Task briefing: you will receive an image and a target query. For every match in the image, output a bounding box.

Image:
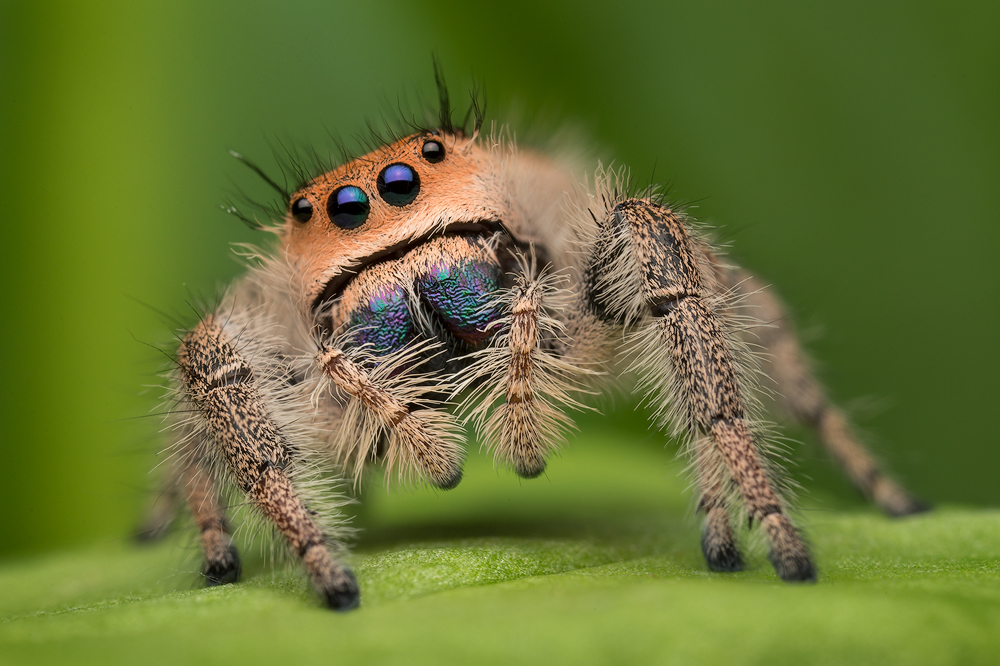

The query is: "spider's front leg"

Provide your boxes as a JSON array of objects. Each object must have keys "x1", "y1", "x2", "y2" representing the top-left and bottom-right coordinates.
[
  {"x1": 177, "y1": 317, "x2": 359, "y2": 610},
  {"x1": 596, "y1": 199, "x2": 816, "y2": 582}
]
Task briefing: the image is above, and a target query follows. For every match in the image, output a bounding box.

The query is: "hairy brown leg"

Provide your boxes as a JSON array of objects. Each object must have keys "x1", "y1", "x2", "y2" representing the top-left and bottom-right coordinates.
[
  {"x1": 694, "y1": 438, "x2": 743, "y2": 572},
  {"x1": 609, "y1": 198, "x2": 815, "y2": 581},
  {"x1": 179, "y1": 317, "x2": 359, "y2": 610},
  {"x1": 317, "y1": 347, "x2": 463, "y2": 489},
  {"x1": 729, "y1": 269, "x2": 928, "y2": 517},
  {"x1": 181, "y1": 454, "x2": 241, "y2": 586}
]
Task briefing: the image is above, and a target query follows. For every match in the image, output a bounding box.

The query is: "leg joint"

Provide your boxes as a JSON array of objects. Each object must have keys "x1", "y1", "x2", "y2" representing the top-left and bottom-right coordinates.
[
  {"x1": 649, "y1": 292, "x2": 696, "y2": 317},
  {"x1": 760, "y1": 504, "x2": 783, "y2": 518}
]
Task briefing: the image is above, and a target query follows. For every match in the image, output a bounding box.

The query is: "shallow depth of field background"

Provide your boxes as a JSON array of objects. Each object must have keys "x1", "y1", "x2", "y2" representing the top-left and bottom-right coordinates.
[{"x1": 0, "y1": 0, "x2": 997, "y2": 561}]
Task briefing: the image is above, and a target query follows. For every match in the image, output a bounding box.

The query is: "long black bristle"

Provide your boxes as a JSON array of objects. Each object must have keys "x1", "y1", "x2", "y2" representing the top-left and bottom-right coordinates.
[
  {"x1": 220, "y1": 203, "x2": 265, "y2": 231},
  {"x1": 222, "y1": 62, "x2": 486, "y2": 229},
  {"x1": 433, "y1": 56, "x2": 453, "y2": 133},
  {"x1": 229, "y1": 150, "x2": 289, "y2": 199}
]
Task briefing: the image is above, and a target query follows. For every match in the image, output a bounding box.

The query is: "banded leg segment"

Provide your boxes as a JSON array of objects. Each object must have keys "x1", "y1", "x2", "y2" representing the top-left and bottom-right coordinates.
[
  {"x1": 728, "y1": 270, "x2": 927, "y2": 516},
  {"x1": 318, "y1": 348, "x2": 463, "y2": 489},
  {"x1": 179, "y1": 317, "x2": 359, "y2": 610},
  {"x1": 616, "y1": 199, "x2": 816, "y2": 581},
  {"x1": 497, "y1": 280, "x2": 547, "y2": 478}
]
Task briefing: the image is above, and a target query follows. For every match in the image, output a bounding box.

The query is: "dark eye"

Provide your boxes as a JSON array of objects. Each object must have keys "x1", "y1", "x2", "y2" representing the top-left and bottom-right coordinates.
[
  {"x1": 377, "y1": 163, "x2": 420, "y2": 206},
  {"x1": 290, "y1": 197, "x2": 313, "y2": 223},
  {"x1": 421, "y1": 140, "x2": 445, "y2": 163},
  {"x1": 327, "y1": 186, "x2": 370, "y2": 229}
]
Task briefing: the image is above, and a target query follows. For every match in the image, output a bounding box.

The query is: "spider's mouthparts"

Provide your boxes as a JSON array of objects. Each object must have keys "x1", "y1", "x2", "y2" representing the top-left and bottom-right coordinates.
[{"x1": 330, "y1": 232, "x2": 507, "y2": 358}]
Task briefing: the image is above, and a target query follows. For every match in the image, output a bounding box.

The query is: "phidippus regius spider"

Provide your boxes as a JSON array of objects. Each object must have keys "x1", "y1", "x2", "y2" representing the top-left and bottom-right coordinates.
[{"x1": 140, "y1": 76, "x2": 927, "y2": 611}]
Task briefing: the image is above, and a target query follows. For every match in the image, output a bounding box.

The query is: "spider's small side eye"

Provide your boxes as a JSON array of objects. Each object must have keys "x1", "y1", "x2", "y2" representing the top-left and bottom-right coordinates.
[
  {"x1": 291, "y1": 197, "x2": 313, "y2": 223},
  {"x1": 377, "y1": 163, "x2": 420, "y2": 206},
  {"x1": 327, "y1": 186, "x2": 370, "y2": 229},
  {"x1": 421, "y1": 140, "x2": 445, "y2": 163}
]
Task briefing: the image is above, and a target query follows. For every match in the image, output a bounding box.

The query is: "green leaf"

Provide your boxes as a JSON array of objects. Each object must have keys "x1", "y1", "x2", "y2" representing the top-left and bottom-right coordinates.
[{"x1": 2, "y1": 432, "x2": 998, "y2": 666}]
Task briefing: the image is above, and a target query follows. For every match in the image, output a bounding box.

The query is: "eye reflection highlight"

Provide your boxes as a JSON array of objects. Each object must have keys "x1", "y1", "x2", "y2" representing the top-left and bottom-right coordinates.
[
  {"x1": 377, "y1": 163, "x2": 420, "y2": 206},
  {"x1": 327, "y1": 186, "x2": 370, "y2": 229}
]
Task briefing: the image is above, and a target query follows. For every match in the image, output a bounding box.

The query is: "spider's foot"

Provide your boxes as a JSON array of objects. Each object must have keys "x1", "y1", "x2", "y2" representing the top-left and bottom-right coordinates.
[
  {"x1": 514, "y1": 451, "x2": 546, "y2": 480},
  {"x1": 772, "y1": 551, "x2": 817, "y2": 583},
  {"x1": 203, "y1": 545, "x2": 242, "y2": 587},
  {"x1": 702, "y1": 532, "x2": 744, "y2": 572},
  {"x1": 433, "y1": 467, "x2": 463, "y2": 491},
  {"x1": 763, "y1": 514, "x2": 817, "y2": 583},
  {"x1": 874, "y1": 479, "x2": 931, "y2": 517},
  {"x1": 319, "y1": 568, "x2": 361, "y2": 612}
]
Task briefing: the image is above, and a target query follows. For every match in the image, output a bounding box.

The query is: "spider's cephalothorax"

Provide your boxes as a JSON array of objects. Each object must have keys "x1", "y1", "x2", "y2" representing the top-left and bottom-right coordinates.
[{"x1": 144, "y1": 105, "x2": 927, "y2": 611}]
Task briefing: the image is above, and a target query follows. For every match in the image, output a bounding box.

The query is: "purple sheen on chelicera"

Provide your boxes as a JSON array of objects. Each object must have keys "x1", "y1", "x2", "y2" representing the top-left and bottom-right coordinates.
[
  {"x1": 348, "y1": 284, "x2": 416, "y2": 353},
  {"x1": 344, "y1": 255, "x2": 503, "y2": 356},
  {"x1": 417, "y1": 258, "x2": 503, "y2": 344}
]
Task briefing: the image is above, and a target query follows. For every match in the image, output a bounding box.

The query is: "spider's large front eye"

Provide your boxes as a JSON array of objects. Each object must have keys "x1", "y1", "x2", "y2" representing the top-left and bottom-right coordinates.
[
  {"x1": 327, "y1": 186, "x2": 370, "y2": 229},
  {"x1": 421, "y1": 140, "x2": 445, "y2": 163},
  {"x1": 377, "y1": 163, "x2": 420, "y2": 206},
  {"x1": 291, "y1": 197, "x2": 313, "y2": 223}
]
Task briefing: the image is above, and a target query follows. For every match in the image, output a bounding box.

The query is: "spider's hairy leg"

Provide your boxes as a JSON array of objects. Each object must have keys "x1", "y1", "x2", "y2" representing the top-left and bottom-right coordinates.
[
  {"x1": 181, "y1": 453, "x2": 241, "y2": 586},
  {"x1": 605, "y1": 198, "x2": 815, "y2": 582},
  {"x1": 179, "y1": 318, "x2": 359, "y2": 611},
  {"x1": 729, "y1": 270, "x2": 929, "y2": 516},
  {"x1": 694, "y1": 438, "x2": 744, "y2": 572},
  {"x1": 317, "y1": 347, "x2": 464, "y2": 489}
]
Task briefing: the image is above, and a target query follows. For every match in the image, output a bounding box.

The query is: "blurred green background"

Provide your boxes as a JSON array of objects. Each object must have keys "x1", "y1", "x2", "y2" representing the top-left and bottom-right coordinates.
[{"x1": 0, "y1": 0, "x2": 997, "y2": 560}]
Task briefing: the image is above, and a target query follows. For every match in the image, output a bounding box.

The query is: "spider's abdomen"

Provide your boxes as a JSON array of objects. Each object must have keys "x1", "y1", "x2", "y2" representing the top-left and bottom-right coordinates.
[{"x1": 337, "y1": 234, "x2": 505, "y2": 358}]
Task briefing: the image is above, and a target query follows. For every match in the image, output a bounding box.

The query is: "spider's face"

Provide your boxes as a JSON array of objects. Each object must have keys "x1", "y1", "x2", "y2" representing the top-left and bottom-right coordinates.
[{"x1": 284, "y1": 131, "x2": 512, "y2": 355}]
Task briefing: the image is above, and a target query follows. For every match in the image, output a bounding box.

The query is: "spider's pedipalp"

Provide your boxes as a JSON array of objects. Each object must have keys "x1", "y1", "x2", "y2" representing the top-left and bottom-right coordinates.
[
  {"x1": 457, "y1": 264, "x2": 595, "y2": 477},
  {"x1": 317, "y1": 341, "x2": 465, "y2": 489}
]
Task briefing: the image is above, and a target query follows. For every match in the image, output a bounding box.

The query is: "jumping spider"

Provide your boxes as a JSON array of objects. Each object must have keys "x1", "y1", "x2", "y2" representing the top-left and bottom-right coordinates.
[{"x1": 142, "y1": 82, "x2": 926, "y2": 611}]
